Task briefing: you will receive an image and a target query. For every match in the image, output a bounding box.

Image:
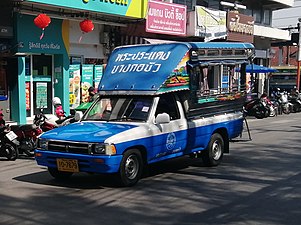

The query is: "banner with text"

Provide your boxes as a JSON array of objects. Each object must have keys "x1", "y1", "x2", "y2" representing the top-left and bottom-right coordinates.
[{"x1": 146, "y1": 0, "x2": 186, "y2": 36}]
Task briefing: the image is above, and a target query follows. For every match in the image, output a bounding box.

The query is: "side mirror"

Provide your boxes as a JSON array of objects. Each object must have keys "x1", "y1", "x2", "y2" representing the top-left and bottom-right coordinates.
[
  {"x1": 155, "y1": 113, "x2": 170, "y2": 124},
  {"x1": 74, "y1": 111, "x2": 83, "y2": 121}
]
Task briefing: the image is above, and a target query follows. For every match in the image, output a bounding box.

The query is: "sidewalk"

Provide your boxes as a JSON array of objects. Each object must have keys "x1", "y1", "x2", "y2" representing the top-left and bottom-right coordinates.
[{"x1": 6, "y1": 116, "x2": 34, "y2": 126}]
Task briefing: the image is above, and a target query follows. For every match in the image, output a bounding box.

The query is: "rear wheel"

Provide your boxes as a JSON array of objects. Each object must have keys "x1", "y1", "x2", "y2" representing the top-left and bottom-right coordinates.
[
  {"x1": 48, "y1": 167, "x2": 73, "y2": 180},
  {"x1": 118, "y1": 149, "x2": 143, "y2": 187},
  {"x1": 202, "y1": 133, "x2": 224, "y2": 167}
]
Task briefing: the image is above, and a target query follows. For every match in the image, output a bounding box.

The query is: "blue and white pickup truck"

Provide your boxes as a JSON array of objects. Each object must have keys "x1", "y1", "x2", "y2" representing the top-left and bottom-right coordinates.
[{"x1": 35, "y1": 42, "x2": 255, "y2": 186}]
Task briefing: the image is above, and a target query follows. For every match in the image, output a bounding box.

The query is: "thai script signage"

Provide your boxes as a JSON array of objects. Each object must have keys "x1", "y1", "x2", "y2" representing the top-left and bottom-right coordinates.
[
  {"x1": 100, "y1": 43, "x2": 190, "y2": 91},
  {"x1": 227, "y1": 11, "x2": 254, "y2": 43},
  {"x1": 111, "y1": 51, "x2": 171, "y2": 74},
  {"x1": 146, "y1": 0, "x2": 187, "y2": 36}
]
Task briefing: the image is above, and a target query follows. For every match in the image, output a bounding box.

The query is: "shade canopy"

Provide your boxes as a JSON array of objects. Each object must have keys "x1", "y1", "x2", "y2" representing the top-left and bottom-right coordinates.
[{"x1": 237, "y1": 64, "x2": 278, "y2": 73}]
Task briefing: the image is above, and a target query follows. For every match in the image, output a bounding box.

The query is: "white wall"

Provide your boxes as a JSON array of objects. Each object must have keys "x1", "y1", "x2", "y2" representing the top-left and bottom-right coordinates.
[
  {"x1": 69, "y1": 20, "x2": 105, "y2": 59},
  {"x1": 273, "y1": 0, "x2": 301, "y2": 29}
]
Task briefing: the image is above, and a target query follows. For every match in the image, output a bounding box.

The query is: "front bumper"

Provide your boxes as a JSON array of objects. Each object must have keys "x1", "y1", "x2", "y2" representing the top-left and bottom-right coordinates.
[{"x1": 35, "y1": 150, "x2": 123, "y2": 174}]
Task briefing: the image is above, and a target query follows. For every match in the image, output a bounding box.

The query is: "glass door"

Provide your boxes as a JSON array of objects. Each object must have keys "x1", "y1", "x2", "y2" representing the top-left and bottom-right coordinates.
[{"x1": 31, "y1": 55, "x2": 53, "y2": 115}]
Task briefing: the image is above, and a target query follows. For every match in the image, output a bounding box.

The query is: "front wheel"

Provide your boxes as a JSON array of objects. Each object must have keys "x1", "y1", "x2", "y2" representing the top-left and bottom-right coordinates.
[
  {"x1": 48, "y1": 167, "x2": 73, "y2": 180},
  {"x1": 2, "y1": 143, "x2": 18, "y2": 161},
  {"x1": 202, "y1": 133, "x2": 224, "y2": 167},
  {"x1": 118, "y1": 149, "x2": 143, "y2": 187},
  {"x1": 23, "y1": 138, "x2": 36, "y2": 157}
]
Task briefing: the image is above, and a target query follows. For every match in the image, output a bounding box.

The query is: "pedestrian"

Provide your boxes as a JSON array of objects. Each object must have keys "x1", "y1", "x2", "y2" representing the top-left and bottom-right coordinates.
[{"x1": 88, "y1": 86, "x2": 96, "y2": 102}]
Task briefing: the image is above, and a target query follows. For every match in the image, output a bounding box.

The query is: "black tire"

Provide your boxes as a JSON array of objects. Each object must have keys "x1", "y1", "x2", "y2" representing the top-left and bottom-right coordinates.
[
  {"x1": 23, "y1": 139, "x2": 36, "y2": 157},
  {"x1": 118, "y1": 149, "x2": 143, "y2": 187},
  {"x1": 3, "y1": 143, "x2": 18, "y2": 161},
  {"x1": 202, "y1": 133, "x2": 224, "y2": 167},
  {"x1": 48, "y1": 167, "x2": 73, "y2": 180}
]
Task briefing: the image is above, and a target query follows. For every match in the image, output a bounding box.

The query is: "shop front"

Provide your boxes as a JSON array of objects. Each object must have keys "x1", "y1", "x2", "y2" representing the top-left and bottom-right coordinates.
[{"x1": 12, "y1": 13, "x2": 69, "y2": 124}]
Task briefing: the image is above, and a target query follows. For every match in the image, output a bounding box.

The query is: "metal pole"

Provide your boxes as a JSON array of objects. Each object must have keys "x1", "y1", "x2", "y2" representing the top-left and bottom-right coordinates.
[{"x1": 297, "y1": 21, "x2": 301, "y2": 91}]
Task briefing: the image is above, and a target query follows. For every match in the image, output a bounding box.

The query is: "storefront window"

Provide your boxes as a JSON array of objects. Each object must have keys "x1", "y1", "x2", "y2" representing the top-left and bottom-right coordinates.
[
  {"x1": 25, "y1": 57, "x2": 31, "y2": 76},
  {"x1": 32, "y1": 55, "x2": 52, "y2": 76},
  {"x1": 263, "y1": 9, "x2": 271, "y2": 25},
  {"x1": 0, "y1": 68, "x2": 7, "y2": 100},
  {"x1": 253, "y1": 9, "x2": 262, "y2": 23}
]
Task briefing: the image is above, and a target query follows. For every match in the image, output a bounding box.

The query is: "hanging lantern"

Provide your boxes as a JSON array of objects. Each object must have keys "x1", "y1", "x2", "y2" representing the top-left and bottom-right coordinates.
[
  {"x1": 80, "y1": 19, "x2": 94, "y2": 33},
  {"x1": 79, "y1": 19, "x2": 94, "y2": 42},
  {"x1": 34, "y1": 14, "x2": 51, "y2": 40}
]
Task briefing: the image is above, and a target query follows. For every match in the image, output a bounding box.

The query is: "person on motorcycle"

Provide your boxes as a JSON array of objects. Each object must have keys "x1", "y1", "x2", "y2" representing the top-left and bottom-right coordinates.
[{"x1": 53, "y1": 97, "x2": 66, "y2": 120}]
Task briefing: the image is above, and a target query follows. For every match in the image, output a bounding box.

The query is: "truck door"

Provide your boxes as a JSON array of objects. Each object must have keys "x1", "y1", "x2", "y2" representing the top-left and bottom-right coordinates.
[{"x1": 150, "y1": 94, "x2": 188, "y2": 161}]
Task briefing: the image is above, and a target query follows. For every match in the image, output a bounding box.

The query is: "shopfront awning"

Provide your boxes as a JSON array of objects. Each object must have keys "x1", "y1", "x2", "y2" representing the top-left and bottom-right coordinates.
[
  {"x1": 236, "y1": 64, "x2": 278, "y2": 73},
  {"x1": 143, "y1": 38, "x2": 177, "y2": 44}
]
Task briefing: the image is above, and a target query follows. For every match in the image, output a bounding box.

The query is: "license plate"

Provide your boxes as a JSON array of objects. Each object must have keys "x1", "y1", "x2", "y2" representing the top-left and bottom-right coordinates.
[
  {"x1": 57, "y1": 158, "x2": 79, "y2": 172},
  {"x1": 6, "y1": 131, "x2": 18, "y2": 141}
]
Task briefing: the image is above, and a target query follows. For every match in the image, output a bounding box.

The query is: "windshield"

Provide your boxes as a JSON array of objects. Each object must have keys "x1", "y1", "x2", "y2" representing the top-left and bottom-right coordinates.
[{"x1": 82, "y1": 96, "x2": 154, "y2": 122}]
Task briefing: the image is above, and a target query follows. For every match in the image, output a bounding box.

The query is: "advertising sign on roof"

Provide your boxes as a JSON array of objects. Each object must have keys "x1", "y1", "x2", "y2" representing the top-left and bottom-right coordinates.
[
  {"x1": 99, "y1": 43, "x2": 190, "y2": 92},
  {"x1": 146, "y1": 0, "x2": 187, "y2": 36}
]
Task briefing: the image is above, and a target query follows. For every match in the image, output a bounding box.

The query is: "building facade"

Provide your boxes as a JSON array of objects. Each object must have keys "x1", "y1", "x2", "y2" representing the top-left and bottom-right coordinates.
[{"x1": 0, "y1": 0, "x2": 294, "y2": 124}]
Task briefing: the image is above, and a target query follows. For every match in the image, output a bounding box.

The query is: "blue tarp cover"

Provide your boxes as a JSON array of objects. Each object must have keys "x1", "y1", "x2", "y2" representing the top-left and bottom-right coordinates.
[{"x1": 237, "y1": 64, "x2": 278, "y2": 73}]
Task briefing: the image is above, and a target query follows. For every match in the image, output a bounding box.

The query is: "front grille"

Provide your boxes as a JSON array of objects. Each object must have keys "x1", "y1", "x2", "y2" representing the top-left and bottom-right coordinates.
[{"x1": 47, "y1": 140, "x2": 93, "y2": 155}]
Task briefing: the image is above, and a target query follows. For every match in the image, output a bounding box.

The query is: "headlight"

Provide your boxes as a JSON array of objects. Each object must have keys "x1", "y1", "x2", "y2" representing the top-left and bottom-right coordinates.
[
  {"x1": 37, "y1": 138, "x2": 48, "y2": 150},
  {"x1": 93, "y1": 144, "x2": 116, "y2": 155}
]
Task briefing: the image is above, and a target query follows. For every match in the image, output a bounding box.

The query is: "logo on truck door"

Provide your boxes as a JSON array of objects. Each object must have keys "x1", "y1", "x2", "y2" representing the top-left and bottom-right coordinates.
[{"x1": 166, "y1": 132, "x2": 176, "y2": 150}]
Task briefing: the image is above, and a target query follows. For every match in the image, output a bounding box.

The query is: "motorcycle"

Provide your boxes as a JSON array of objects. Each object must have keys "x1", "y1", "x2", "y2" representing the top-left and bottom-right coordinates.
[
  {"x1": 288, "y1": 92, "x2": 301, "y2": 113},
  {"x1": 10, "y1": 123, "x2": 42, "y2": 157},
  {"x1": 243, "y1": 94, "x2": 276, "y2": 119},
  {"x1": 243, "y1": 98, "x2": 269, "y2": 119},
  {"x1": 278, "y1": 91, "x2": 293, "y2": 114},
  {"x1": 33, "y1": 108, "x2": 75, "y2": 133},
  {"x1": 0, "y1": 125, "x2": 19, "y2": 161}
]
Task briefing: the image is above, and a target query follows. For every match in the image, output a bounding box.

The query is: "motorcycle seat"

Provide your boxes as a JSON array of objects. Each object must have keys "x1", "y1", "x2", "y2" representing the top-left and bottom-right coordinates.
[{"x1": 11, "y1": 124, "x2": 37, "y2": 131}]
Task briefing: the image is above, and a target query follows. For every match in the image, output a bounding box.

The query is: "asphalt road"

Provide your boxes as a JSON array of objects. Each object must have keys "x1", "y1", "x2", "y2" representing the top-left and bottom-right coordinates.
[{"x1": 0, "y1": 113, "x2": 301, "y2": 225}]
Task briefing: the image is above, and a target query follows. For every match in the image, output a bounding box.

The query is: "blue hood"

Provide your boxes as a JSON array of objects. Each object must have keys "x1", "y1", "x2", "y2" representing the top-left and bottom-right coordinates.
[{"x1": 40, "y1": 122, "x2": 137, "y2": 142}]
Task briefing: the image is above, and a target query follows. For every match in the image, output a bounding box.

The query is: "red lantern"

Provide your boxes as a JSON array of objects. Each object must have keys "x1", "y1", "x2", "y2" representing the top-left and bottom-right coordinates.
[
  {"x1": 79, "y1": 19, "x2": 94, "y2": 42},
  {"x1": 79, "y1": 19, "x2": 94, "y2": 33},
  {"x1": 34, "y1": 14, "x2": 51, "y2": 40}
]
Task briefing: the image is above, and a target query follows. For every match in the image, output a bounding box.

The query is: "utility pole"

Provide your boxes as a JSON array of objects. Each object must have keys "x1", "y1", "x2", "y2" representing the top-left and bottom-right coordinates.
[{"x1": 297, "y1": 18, "x2": 301, "y2": 91}]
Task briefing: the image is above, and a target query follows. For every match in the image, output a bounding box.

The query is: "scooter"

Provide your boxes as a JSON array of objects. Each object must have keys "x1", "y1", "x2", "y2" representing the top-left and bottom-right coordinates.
[
  {"x1": 0, "y1": 125, "x2": 19, "y2": 161},
  {"x1": 33, "y1": 110, "x2": 58, "y2": 132},
  {"x1": 10, "y1": 123, "x2": 42, "y2": 157},
  {"x1": 278, "y1": 91, "x2": 293, "y2": 114}
]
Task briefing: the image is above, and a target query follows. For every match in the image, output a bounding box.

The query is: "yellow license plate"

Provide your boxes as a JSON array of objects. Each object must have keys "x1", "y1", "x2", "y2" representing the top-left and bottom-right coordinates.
[{"x1": 57, "y1": 158, "x2": 79, "y2": 172}]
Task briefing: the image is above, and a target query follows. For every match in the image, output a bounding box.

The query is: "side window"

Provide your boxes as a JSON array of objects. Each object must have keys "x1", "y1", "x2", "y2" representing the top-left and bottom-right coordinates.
[{"x1": 155, "y1": 95, "x2": 180, "y2": 120}]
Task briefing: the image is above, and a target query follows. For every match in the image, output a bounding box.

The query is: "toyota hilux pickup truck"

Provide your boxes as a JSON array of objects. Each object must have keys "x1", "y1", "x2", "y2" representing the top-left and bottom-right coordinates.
[{"x1": 35, "y1": 42, "x2": 255, "y2": 186}]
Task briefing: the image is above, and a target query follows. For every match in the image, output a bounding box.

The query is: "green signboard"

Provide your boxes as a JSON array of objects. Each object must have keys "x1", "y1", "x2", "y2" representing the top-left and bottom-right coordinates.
[
  {"x1": 81, "y1": 64, "x2": 94, "y2": 102},
  {"x1": 94, "y1": 65, "x2": 103, "y2": 89},
  {"x1": 69, "y1": 64, "x2": 81, "y2": 108},
  {"x1": 36, "y1": 82, "x2": 48, "y2": 108}
]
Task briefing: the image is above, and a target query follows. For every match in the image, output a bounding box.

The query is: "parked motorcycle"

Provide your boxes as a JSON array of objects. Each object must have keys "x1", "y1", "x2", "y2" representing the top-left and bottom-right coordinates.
[
  {"x1": 10, "y1": 123, "x2": 42, "y2": 157},
  {"x1": 0, "y1": 125, "x2": 19, "y2": 161},
  {"x1": 33, "y1": 108, "x2": 75, "y2": 133},
  {"x1": 243, "y1": 94, "x2": 276, "y2": 119},
  {"x1": 243, "y1": 98, "x2": 269, "y2": 119},
  {"x1": 260, "y1": 93, "x2": 278, "y2": 117},
  {"x1": 278, "y1": 91, "x2": 293, "y2": 114},
  {"x1": 33, "y1": 110, "x2": 58, "y2": 132}
]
